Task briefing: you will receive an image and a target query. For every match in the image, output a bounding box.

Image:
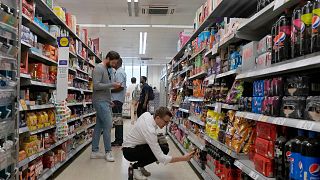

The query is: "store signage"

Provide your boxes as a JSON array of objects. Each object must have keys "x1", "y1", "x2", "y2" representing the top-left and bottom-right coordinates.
[{"x1": 56, "y1": 37, "x2": 69, "y2": 102}]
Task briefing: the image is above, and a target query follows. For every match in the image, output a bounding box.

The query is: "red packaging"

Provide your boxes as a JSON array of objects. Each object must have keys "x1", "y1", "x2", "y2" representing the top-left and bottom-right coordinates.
[
  {"x1": 28, "y1": 63, "x2": 49, "y2": 83},
  {"x1": 214, "y1": 158, "x2": 222, "y2": 177},
  {"x1": 255, "y1": 137, "x2": 275, "y2": 159},
  {"x1": 256, "y1": 122, "x2": 277, "y2": 140},
  {"x1": 253, "y1": 153, "x2": 274, "y2": 177},
  {"x1": 66, "y1": 13, "x2": 72, "y2": 27},
  {"x1": 249, "y1": 144, "x2": 255, "y2": 161},
  {"x1": 228, "y1": 168, "x2": 242, "y2": 180}
]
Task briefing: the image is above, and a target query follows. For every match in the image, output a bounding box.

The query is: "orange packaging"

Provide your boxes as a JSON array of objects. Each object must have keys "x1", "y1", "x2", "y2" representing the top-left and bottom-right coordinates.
[
  {"x1": 49, "y1": 66, "x2": 57, "y2": 83},
  {"x1": 28, "y1": 63, "x2": 49, "y2": 83}
]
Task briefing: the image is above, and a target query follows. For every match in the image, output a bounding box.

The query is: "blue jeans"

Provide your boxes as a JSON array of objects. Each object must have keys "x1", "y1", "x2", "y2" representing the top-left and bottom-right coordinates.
[
  {"x1": 112, "y1": 100, "x2": 123, "y2": 143},
  {"x1": 92, "y1": 101, "x2": 113, "y2": 153}
]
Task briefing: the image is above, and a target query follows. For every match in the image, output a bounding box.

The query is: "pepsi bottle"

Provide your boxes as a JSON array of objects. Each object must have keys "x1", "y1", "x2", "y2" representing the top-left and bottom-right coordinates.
[
  {"x1": 278, "y1": 15, "x2": 292, "y2": 62},
  {"x1": 285, "y1": 130, "x2": 306, "y2": 180},
  {"x1": 272, "y1": 23, "x2": 278, "y2": 63},
  {"x1": 275, "y1": 127, "x2": 288, "y2": 180},
  {"x1": 301, "y1": 1, "x2": 313, "y2": 55},
  {"x1": 312, "y1": 0, "x2": 320, "y2": 53},
  {"x1": 301, "y1": 131, "x2": 320, "y2": 180},
  {"x1": 292, "y1": 8, "x2": 303, "y2": 58}
]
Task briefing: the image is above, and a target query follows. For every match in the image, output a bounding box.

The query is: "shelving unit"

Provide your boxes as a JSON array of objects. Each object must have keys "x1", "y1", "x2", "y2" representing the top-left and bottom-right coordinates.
[
  {"x1": 164, "y1": 0, "x2": 320, "y2": 179},
  {"x1": 17, "y1": 0, "x2": 100, "y2": 179}
]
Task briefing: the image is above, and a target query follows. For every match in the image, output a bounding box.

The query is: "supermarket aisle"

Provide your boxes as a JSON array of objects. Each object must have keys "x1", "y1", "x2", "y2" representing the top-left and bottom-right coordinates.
[{"x1": 56, "y1": 119, "x2": 200, "y2": 180}]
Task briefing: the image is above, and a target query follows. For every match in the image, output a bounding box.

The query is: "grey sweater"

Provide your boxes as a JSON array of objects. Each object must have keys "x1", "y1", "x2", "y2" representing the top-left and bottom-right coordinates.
[{"x1": 92, "y1": 63, "x2": 115, "y2": 103}]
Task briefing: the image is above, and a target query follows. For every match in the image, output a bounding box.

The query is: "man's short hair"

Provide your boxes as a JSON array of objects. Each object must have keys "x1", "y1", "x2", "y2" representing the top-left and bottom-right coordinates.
[
  {"x1": 154, "y1": 107, "x2": 172, "y2": 119},
  {"x1": 141, "y1": 76, "x2": 147, "y2": 82},
  {"x1": 131, "y1": 77, "x2": 136, "y2": 83},
  {"x1": 105, "y1": 51, "x2": 120, "y2": 60}
]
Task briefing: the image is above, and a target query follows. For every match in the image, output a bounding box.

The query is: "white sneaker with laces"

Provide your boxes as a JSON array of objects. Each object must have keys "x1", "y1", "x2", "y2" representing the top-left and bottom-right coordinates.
[
  {"x1": 90, "y1": 152, "x2": 105, "y2": 159},
  {"x1": 133, "y1": 169, "x2": 147, "y2": 180},
  {"x1": 105, "y1": 152, "x2": 115, "y2": 162}
]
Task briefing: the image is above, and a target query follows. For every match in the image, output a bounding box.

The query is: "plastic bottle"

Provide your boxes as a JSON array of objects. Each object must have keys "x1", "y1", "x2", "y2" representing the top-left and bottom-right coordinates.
[
  {"x1": 312, "y1": 0, "x2": 320, "y2": 52},
  {"x1": 275, "y1": 127, "x2": 288, "y2": 180},
  {"x1": 285, "y1": 130, "x2": 306, "y2": 180},
  {"x1": 128, "y1": 163, "x2": 134, "y2": 180},
  {"x1": 271, "y1": 24, "x2": 278, "y2": 64},
  {"x1": 301, "y1": 131, "x2": 320, "y2": 180},
  {"x1": 301, "y1": 1, "x2": 313, "y2": 55},
  {"x1": 278, "y1": 15, "x2": 292, "y2": 62},
  {"x1": 292, "y1": 8, "x2": 303, "y2": 58}
]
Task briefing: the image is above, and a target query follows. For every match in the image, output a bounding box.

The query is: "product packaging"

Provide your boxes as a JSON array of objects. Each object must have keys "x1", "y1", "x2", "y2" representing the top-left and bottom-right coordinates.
[
  {"x1": 256, "y1": 52, "x2": 272, "y2": 70},
  {"x1": 257, "y1": 35, "x2": 272, "y2": 55},
  {"x1": 285, "y1": 76, "x2": 309, "y2": 96},
  {"x1": 255, "y1": 137, "x2": 275, "y2": 159},
  {"x1": 241, "y1": 41, "x2": 258, "y2": 72},
  {"x1": 281, "y1": 96, "x2": 306, "y2": 119},
  {"x1": 305, "y1": 96, "x2": 320, "y2": 121},
  {"x1": 253, "y1": 153, "x2": 274, "y2": 177}
]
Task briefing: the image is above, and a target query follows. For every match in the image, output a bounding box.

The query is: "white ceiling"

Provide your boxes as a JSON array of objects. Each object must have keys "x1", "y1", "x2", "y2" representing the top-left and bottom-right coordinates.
[{"x1": 55, "y1": 0, "x2": 206, "y2": 65}]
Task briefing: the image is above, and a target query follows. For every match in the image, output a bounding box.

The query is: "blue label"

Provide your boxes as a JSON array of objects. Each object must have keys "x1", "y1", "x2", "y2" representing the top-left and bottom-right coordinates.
[
  {"x1": 59, "y1": 60, "x2": 68, "y2": 66},
  {"x1": 302, "y1": 156, "x2": 320, "y2": 180},
  {"x1": 291, "y1": 152, "x2": 302, "y2": 179}
]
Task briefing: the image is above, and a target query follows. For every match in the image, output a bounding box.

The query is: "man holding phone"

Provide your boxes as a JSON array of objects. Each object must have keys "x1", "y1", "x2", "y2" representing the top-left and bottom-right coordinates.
[{"x1": 122, "y1": 107, "x2": 195, "y2": 180}]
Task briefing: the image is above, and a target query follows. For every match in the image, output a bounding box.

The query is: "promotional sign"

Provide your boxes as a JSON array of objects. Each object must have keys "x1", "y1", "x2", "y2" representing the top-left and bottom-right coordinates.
[{"x1": 56, "y1": 37, "x2": 70, "y2": 102}]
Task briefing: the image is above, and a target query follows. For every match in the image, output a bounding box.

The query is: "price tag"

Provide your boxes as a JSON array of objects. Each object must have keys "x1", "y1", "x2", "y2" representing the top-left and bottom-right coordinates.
[
  {"x1": 273, "y1": 118, "x2": 286, "y2": 125},
  {"x1": 296, "y1": 121, "x2": 305, "y2": 129},
  {"x1": 249, "y1": 171, "x2": 259, "y2": 180},
  {"x1": 246, "y1": 113, "x2": 256, "y2": 120},
  {"x1": 80, "y1": 89, "x2": 84, "y2": 95},
  {"x1": 301, "y1": 121, "x2": 315, "y2": 131},
  {"x1": 234, "y1": 161, "x2": 243, "y2": 169},
  {"x1": 241, "y1": 112, "x2": 247, "y2": 118},
  {"x1": 227, "y1": 149, "x2": 232, "y2": 155},
  {"x1": 274, "y1": 0, "x2": 285, "y2": 10},
  {"x1": 259, "y1": 115, "x2": 268, "y2": 122}
]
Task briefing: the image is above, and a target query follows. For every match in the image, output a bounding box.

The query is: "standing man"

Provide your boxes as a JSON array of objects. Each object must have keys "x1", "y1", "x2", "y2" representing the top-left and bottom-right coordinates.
[
  {"x1": 111, "y1": 58, "x2": 127, "y2": 146},
  {"x1": 137, "y1": 76, "x2": 152, "y2": 118},
  {"x1": 91, "y1": 51, "x2": 121, "y2": 162},
  {"x1": 127, "y1": 77, "x2": 140, "y2": 124}
]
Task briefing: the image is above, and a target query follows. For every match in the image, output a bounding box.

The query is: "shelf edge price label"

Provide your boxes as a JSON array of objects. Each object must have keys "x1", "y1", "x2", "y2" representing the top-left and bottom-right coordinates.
[
  {"x1": 259, "y1": 115, "x2": 268, "y2": 122},
  {"x1": 296, "y1": 121, "x2": 305, "y2": 129},
  {"x1": 301, "y1": 121, "x2": 315, "y2": 131},
  {"x1": 234, "y1": 161, "x2": 243, "y2": 169},
  {"x1": 249, "y1": 171, "x2": 259, "y2": 180},
  {"x1": 246, "y1": 113, "x2": 256, "y2": 120}
]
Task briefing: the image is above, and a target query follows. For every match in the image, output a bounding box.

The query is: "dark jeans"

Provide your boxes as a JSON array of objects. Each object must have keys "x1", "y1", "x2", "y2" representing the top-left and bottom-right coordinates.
[
  {"x1": 112, "y1": 100, "x2": 123, "y2": 143},
  {"x1": 137, "y1": 103, "x2": 148, "y2": 118},
  {"x1": 123, "y1": 143, "x2": 169, "y2": 168}
]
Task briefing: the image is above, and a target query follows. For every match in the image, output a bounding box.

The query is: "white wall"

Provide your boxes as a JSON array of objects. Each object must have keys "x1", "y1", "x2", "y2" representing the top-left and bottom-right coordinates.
[{"x1": 147, "y1": 65, "x2": 165, "y2": 90}]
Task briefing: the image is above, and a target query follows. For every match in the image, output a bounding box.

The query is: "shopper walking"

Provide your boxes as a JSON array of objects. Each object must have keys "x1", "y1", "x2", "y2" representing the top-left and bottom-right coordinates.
[
  {"x1": 91, "y1": 51, "x2": 121, "y2": 162},
  {"x1": 137, "y1": 76, "x2": 153, "y2": 117},
  {"x1": 123, "y1": 107, "x2": 195, "y2": 180},
  {"x1": 127, "y1": 77, "x2": 140, "y2": 124},
  {"x1": 111, "y1": 58, "x2": 127, "y2": 146}
]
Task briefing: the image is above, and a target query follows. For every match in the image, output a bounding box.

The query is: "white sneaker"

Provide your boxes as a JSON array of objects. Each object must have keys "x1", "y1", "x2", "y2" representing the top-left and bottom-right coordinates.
[
  {"x1": 105, "y1": 152, "x2": 115, "y2": 162},
  {"x1": 133, "y1": 169, "x2": 147, "y2": 180},
  {"x1": 90, "y1": 152, "x2": 105, "y2": 159}
]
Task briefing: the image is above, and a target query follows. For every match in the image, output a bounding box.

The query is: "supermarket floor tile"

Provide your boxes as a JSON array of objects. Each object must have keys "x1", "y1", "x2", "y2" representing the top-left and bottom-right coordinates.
[{"x1": 55, "y1": 119, "x2": 200, "y2": 180}]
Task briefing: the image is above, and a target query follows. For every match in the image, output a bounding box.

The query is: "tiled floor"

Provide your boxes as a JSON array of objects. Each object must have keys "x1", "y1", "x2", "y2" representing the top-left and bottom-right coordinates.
[{"x1": 56, "y1": 119, "x2": 200, "y2": 180}]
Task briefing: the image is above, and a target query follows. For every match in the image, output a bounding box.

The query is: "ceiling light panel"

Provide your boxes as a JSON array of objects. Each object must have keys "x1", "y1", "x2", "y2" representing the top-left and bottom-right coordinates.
[
  {"x1": 152, "y1": 25, "x2": 193, "y2": 28},
  {"x1": 108, "y1": 25, "x2": 150, "y2": 28},
  {"x1": 139, "y1": 32, "x2": 143, "y2": 54},
  {"x1": 143, "y1": 32, "x2": 147, "y2": 54},
  {"x1": 77, "y1": 24, "x2": 106, "y2": 27}
]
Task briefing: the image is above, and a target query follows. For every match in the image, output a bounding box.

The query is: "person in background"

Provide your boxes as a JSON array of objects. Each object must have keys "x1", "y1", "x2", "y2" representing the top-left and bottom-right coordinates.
[
  {"x1": 91, "y1": 51, "x2": 121, "y2": 162},
  {"x1": 127, "y1": 77, "x2": 140, "y2": 124},
  {"x1": 122, "y1": 107, "x2": 195, "y2": 180},
  {"x1": 137, "y1": 76, "x2": 151, "y2": 117},
  {"x1": 111, "y1": 58, "x2": 127, "y2": 147}
]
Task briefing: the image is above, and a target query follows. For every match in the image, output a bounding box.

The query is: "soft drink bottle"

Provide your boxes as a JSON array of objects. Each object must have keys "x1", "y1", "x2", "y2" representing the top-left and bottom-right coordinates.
[
  {"x1": 219, "y1": 155, "x2": 226, "y2": 179},
  {"x1": 278, "y1": 15, "x2": 292, "y2": 62},
  {"x1": 275, "y1": 127, "x2": 288, "y2": 180},
  {"x1": 272, "y1": 23, "x2": 278, "y2": 64},
  {"x1": 292, "y1": 8, "x2": 303, "y2": 58},
  {"x1": 285, "y1": 130, "x2": 306, "y2": 180},
  {"x1": 301, "y1": 1, "x2": 313, "y2": 55},
  {"x1": 301, "y1": 131, "x2": 320, "y2": 180},
  {"x1": 311, "y1": 0, "x2": 320, "y2": 52},
  {"x1": 128, "y1": 163, "x2": 134, "y2": 180}
]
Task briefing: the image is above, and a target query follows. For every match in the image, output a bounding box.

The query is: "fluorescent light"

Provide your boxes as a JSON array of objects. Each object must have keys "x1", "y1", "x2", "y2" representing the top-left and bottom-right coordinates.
[
  {"x1": 122, "y1": 57, "x2": 140, "y2": 59},
  {"x1": 127, "y1": 0, "x2": 132, "y2": 2},
  {"x1": 77, "y1": 24, "x2": 106, "y2": 28},
  {"x1": 139, "y1": 32, "x2": 143, "y2": 54},
  {"x1": 108, "y1": 24, "x2": 150, "y2": 28},
  {"x1": 134, "y1": 0, "x2": 138, "y2": 2},
  {"x1": 165, "y1": 57, "x2": 173, "y2": 60},
  {"x1": 151, "y1": 25, "x2": 193, "y2": 29},
  {"x1": 143, "y1": 32, "x2": 147, "y2": 54}
]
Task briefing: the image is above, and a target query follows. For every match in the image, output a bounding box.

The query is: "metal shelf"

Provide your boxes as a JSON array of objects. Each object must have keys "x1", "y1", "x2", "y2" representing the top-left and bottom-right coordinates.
[
  {"x1": 38, "y1": 138, "x2": 92, "y2": 180},
  {"x1": 69, "y1": 51, "x2": 77, "y2": 58},
  {"x1": 76, "y1": 68, "x2": 89, "y2": 75},
  {"x1": 28, "y1": 50, "x2": 58, "y2": 66},
  {"x1": 20, "y1": 73, "x2": 31, "y2": 79},
  {"x1": 187, "y1": 132, "x2": 206, "y2": 150},
  {"x1": 189, "y1": 47, "x2": 207, "y2": 61},
  {"x1": 188, "y1": 116, "x2": 205, "y2": 126},
  {"x1": 86, "y1": 60, "x2": 96, "y2": 67},
  {"x1": 219, "y1": 33, "x2": 242, "y2": 49},
  {"x1": 234, "y1": 159, "x2": 275, "y2": 180},
  {"x1": 74, "y1": 77, "x2": 89, "y2": 82},
  {"x1": 19, "y1": 103, "x2": 54, "y2": 111},
  {"x1": 171, "y1": 0, "x2": 256, "y2": 63},
  {"x1": 22, "y1": 14, "x2": 56, "y2": 43},
  {"x1": 77, "y1": 54, "x2": 85, "y2": 61},
  {"x1": 187, "y1": 97, "x2": 204, "y2": 102},
  {"x1": 205, "y1": 165, "x2": 220, "y2": 180},
  {"x1": 236, "y1": 52, "x2": 320, "y2": 80},
  {"x1": 188, "y1": 71, "x2": 207, "y2": 81},
  {"x1": 68, "y1": 68, "x2": 77, "y2": 73},
  {"x1": 83, "y1": 112, "x2": 96, "y2": 118},
  {"x1": 203, "y1": 135, "x2": 246, "y2": 159},
  {"x1": 19, "y1": 125, "x2": 56, "y2": 135},
  {"x1": 178, "y1": 124, "x2": 189, "y2": 135},
  {"x1": 236, "y1": 111, "x2": 320, "y2": 132},
  {"x1": 172, "y1": 104, "x2": 180, "y2": 108},
  {"x1": 67, "y1": 102, "x2": 83, "y2": 106},
  {"x1": 216, "y1": 69, "x2": 239, "y2": 79},
  {"x1": 21, "y1": 80, "x2": 56, "y2": 88},
  {"x1": 21, "y1": 41, "x2": 32, "y2": 48},
  {"x1": 67, "y1": 116, "x2": 81, "y2": 123},
  {"x1": 221, "y1": 103, "x2": 239, "y2": 110},
  {"x1": 178, "y1": 108, "x2": 189, "y2": 113}
]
